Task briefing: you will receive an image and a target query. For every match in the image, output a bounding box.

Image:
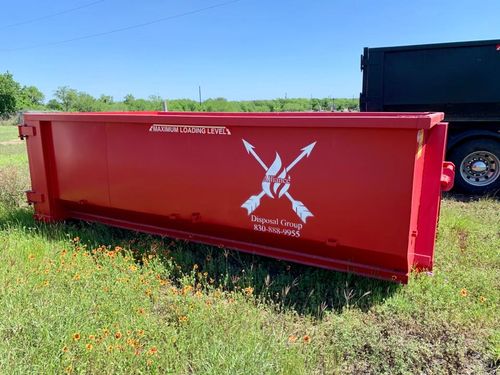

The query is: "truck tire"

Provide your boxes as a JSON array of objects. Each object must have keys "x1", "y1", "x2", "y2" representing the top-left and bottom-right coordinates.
[{"x1": 448, "y1": 139, "x2": 500, "y2": 195}]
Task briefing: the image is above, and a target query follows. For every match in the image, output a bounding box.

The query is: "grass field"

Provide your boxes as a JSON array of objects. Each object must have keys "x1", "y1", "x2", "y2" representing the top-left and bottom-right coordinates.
[{"x1": 0, "y1": 123, "x2": 498, "y2": 374}]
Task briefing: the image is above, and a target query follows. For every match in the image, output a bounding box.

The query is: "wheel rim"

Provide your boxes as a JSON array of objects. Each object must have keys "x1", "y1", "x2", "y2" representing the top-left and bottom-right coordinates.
[{"x1": 460, "y1": 150, "x2": 500, "y2": 187}]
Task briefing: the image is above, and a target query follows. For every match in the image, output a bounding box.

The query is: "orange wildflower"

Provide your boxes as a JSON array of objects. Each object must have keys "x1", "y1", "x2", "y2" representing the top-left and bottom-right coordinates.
[
  {"x1": 303, "y1": 335, "x2": 311, "y2": 344},
  {"x1": 182, "y1": 285, "x2": 193, "y2": 295},
  {"x1": 178, "y1": 315, "x2": 188, "y2": 323},
  {"x1": 288, "y1": 335, "x2": 297, "y2": 343},
  {"x1": 148, "y1": 346, "x2": 158, "y2": 355},
  {"x1": 460, "y1": 288, "x2": 468, "y2": 297},
  {"x1": 244, "y1": 287, "x2": 254, "y2": 296},
  {"x1": 86, "y1": 343, "x2": 93, "y2": 351},
  {"x1": 73, "y1": 274, "x2": 80, "y2": 281},
  {"x1": 73, "y1": 333, "x2": 81, "y2": 341},
  {"x1": 137, "y1": 329, "x2": 145, "y2": 336},
  {"x1": 115, "y1": 331, "x2": 122, "y2": 339},
  {"x1": 137, "y1": 308, "x2": 145, "y2": 315},
  {"x1": 62, "y1": 346, "x2": 69, "y2": 353}
]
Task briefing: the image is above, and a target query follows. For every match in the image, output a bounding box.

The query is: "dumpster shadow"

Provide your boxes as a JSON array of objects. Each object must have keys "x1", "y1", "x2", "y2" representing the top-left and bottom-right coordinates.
[
  {"x1": 1, "y1": 208, "x2": 400, "y2": 316},
  {"x1": 443, "y1": 191, "x2": 499, "y2": 202},
  {"x1": 165, "y1": 239, "x2": 401, "y2": 316}
]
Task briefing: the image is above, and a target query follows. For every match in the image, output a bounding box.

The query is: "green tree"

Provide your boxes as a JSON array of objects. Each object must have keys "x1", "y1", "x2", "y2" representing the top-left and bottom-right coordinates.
[
  {"x1": 46, "y1": 99, "x2": 62, "y2": 111},
  {"x1": 17, "y1": 85, "x2": 45, "y2": 109},
  {"x1": 0, "y1": 72, "x2": 20, "y2": 118},
  {"x1": 73, "y1": 92, "x2": 102, "y2": 112},
  {"x1": 98, "y1": 95, "x2": 113, "y2": 105},
  {"x1": 54, "y1": 86, "x2": 78, "y2": 111}
]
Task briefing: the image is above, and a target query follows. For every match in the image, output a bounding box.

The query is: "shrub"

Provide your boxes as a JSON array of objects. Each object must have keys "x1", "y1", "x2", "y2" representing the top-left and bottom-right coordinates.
[{"x1": 0, "y1": 165, "x2": 29, "y2": 210}]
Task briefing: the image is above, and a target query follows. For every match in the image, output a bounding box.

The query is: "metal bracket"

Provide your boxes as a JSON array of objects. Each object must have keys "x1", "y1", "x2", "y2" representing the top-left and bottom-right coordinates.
[
  {"x1": 18, "y1": 125, "x2": 36, "y2": 140},
  {"x1": 440, "y1": 162, "x2": 455, "y2": 191},
  {"x1": 26, "y1": 191, "x2": 44, "y2": 204}
]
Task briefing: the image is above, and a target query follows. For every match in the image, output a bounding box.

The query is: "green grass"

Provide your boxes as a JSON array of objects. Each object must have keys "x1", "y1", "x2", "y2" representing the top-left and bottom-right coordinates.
[
  {"x1": 0, "y1": 124, "x2": 27, "y2": 167},
  {"x1": 0, "y1": 121, "x2": 19, "y2": 141},
  {"x1": 0, "y1": 133, "x2": 498, "y2": 374}
]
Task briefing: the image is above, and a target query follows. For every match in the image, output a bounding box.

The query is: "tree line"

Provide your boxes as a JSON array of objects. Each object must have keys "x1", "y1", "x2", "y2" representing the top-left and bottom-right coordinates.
[{"x1": 0, "y1": 72, "x2": 359, "y2": 118}]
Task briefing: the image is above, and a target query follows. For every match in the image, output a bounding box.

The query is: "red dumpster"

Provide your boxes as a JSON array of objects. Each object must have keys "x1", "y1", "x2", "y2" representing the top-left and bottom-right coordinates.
[{"x1": 19, "y1": 111, "x2": 454, "y2": 283}]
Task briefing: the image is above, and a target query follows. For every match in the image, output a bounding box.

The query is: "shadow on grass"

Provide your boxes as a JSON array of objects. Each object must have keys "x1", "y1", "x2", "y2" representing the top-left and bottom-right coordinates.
[
  {"x1": 1, "y1": 207, "x2": 400, "y2": 316},
  {"x1": 443, "y1": 191, "x2": 499, "y2": 202}
]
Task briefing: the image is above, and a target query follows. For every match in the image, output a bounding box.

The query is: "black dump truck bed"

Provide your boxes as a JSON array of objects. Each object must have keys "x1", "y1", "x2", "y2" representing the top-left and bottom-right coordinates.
[
  {"x1": 360, "y1": 39, "x2": 500, "y2": 122},
  {"x1": 360, "y1": 39, "x2": 500, "y2": 195}
]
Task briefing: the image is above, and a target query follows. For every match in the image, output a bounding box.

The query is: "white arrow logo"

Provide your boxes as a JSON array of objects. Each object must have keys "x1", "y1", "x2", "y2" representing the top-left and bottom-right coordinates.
[{"x1": 241, "y1": 139, "x2": 316, "y2": 223}]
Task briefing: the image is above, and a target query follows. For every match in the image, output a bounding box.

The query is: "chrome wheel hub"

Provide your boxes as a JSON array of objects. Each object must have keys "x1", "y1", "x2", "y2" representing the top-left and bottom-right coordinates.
[{"x1": 460, "y1": 150, "x2": 500, "y2": 187}]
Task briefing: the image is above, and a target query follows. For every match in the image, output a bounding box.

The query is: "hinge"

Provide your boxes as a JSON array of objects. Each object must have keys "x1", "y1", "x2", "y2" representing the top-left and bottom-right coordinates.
[
  {"x1": 18, "y1": 125, "x2": 36, "y2": 140},
  {"x1": 26, "y1": 191, "x2": 44, "y2": 204}
]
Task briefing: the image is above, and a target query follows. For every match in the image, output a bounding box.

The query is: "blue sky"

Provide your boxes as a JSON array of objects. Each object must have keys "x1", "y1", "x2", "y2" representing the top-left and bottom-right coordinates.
[{"x1": 1, "y1": 0, "x2": 499, "y2": 101}]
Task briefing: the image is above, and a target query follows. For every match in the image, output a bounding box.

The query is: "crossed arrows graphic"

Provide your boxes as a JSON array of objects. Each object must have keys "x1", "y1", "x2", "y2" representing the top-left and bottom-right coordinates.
[{"x1": 241, "y1": 139, "x2": 316, "y2": 223}]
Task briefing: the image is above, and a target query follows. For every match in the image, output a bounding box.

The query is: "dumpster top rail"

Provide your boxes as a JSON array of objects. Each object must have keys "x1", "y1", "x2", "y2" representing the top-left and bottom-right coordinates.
[{"x1": 23, "y1": 111, "x2": 445, "y2": 130}]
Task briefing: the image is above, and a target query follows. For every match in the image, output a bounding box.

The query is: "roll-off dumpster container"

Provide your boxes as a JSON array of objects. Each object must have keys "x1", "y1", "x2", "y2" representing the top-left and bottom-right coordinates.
[{"x1": 19, "y1": 111, "x2": 454, "y2": 283}]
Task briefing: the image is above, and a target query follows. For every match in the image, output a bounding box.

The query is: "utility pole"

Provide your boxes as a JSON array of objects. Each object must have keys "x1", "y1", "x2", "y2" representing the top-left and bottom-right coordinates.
[
  {"x1": 162, "y1": 100, "x2": 168, "y2": 112},
  {"x1": 198, "y1": 86, "x2": 202, "y2": 106}
]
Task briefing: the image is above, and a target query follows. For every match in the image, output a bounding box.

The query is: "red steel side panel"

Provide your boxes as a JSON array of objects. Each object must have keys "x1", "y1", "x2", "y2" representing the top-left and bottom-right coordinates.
[
  {"x1": 21, "y1": 112, "x2": 449, "y2": 283},
  {"x1": 412, "y1": 123, "x2": 450, "y2": 270},
  {"x1": 50, "y1": 122, "x2": 110, "y2": 207}
]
